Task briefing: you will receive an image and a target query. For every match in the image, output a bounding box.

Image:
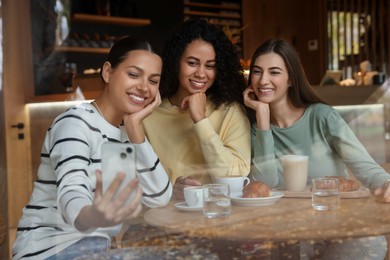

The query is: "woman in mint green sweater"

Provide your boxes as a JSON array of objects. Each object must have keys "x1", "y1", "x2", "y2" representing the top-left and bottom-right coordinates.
[{"x1": 243, "y1": 39, "x2": 389, "y2": 259}]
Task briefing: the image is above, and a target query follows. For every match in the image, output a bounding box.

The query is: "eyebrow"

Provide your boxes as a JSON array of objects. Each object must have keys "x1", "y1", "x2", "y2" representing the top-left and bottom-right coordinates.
[
  {"x1": 187, "y1": 56, "x2": 216, "y2": 63},
  {"x1": 126, "y1": 65, "x2": 161, "y2": 77},
  {"x1": 253, "y1": 65, "x2": 283, "y2": 71},
  {"x1": 126, "y1": 65, "x2": 142, "y2": 71}
]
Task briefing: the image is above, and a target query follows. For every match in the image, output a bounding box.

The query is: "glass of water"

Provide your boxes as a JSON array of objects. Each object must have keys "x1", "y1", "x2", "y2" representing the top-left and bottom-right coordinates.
[
  {"x1": 203, "y1": 183, "x2": 231, "y2": 218},
  {"x1": 311, "y1": 177, "x2": 340, "y2": 211},
  {"x1": 383, "y1": 103, "x2": 390, "y2": 141}
]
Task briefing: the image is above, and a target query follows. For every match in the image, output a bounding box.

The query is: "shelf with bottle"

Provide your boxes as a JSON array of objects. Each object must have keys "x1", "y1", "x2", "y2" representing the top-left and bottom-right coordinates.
[
  {"x1": 55, "y1": 31, "x2": 119, "y2": 54},
  {"x1": 53, "y1": 13, "x2": 151, "y2": 54}
]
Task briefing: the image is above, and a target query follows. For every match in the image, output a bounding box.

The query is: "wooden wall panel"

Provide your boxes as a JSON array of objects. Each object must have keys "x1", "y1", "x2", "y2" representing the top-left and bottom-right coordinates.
[
  {"x1": 242, "y1": 0, "x2": 295, "y2": 61},
  {"x1": 293, "y1": 0, "x2": 326, "y2": 85},
  {"x1": 242, "y1": 0, "x2": 325, "y2": 84}
]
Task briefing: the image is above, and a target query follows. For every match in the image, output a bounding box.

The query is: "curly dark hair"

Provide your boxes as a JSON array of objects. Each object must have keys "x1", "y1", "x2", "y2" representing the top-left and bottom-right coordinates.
[{"x1": 160, "y1": 19, "x2": 246, "y2": 109}]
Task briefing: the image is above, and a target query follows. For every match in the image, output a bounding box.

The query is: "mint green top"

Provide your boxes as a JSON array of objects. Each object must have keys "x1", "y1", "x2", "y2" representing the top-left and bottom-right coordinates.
[{"x1": 250, "y1": 103, "x2": 390, "y2": 190}]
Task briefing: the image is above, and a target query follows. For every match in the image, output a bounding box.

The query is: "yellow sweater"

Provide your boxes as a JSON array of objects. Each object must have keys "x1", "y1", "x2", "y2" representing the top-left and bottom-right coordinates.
[{"x1": 143, "y1": 98, "x2": 251, "y2": 184}]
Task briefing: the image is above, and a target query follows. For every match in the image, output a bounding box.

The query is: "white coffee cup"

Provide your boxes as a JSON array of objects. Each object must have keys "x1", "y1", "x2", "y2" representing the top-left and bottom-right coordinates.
[
  {"x1": 183, "y1": 186, "x2": 203, "y2": 207},
  {"x1": 281, "y1": 155, "x2": 309, "y2": 192},
  {"x1": 213, "y1": 176, "x2": 251, "y2": 193}
]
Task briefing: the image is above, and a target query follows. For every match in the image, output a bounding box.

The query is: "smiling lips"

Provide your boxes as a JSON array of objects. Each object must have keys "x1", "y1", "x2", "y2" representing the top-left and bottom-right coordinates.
[
  {"x1": 191, "y1": 80, "x2": 207, "y2": 90},
  {"x1": 129, "y1": 93, "x2": 146, "y2": 104},
  {"x1": 257, "y1": 88, "x2": 274, "y2": 94}
]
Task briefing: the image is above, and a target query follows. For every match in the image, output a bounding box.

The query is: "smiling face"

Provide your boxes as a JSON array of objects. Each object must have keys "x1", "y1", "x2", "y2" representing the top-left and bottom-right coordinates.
[
  {"x1": 105, "y1": 50, "x2": 162, "y2": 114},
  {"x1": 177, "y1": 39, "x2": 216, "y2": 98},
  {"x1": 250, "y1": 52, "x2": 291, "y2": 106}
]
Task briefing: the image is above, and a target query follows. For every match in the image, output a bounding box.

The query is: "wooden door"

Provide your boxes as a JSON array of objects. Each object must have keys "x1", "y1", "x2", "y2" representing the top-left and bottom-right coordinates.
[{"x1": 2, "y1": 0, "x2": 34, "y2": 257}]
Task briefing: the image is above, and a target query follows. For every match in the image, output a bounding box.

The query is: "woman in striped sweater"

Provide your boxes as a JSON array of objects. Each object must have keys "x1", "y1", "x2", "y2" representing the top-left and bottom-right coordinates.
[{"x1": 13, "y1": 36, "x2": 172, "y2": 259}]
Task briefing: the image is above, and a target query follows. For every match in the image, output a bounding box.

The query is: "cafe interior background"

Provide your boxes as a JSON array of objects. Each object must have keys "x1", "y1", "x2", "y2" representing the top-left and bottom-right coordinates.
[{"x1": 0, "y1": 0, "x2": 389, "y2": 258}]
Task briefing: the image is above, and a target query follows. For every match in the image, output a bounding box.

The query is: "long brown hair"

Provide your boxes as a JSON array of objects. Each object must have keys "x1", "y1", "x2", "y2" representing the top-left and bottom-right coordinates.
[{"x1": 248, "y1": 39, "x2": 327, "y2": 108}]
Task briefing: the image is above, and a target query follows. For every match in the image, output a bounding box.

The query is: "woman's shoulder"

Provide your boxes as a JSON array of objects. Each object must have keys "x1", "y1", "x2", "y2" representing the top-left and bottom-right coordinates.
[
  {"x1": 306, "y1": 103, "x2": 343, "y2": 125},
  {"x1": 52, "y1": 103, "x2": 97, "y2": 125},
  {"x1": 307, "y1": 103, "x2": 337, "y2": 117},
  {"x1": 59, "y1": 102, "x2": 95, "y2": 116},
  {"x1": 308, "y1": 103, "x2": 333, "y2": 112}
]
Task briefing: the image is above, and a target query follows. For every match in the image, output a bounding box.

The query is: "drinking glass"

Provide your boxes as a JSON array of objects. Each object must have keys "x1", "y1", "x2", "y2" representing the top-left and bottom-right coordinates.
[
  {"x1": 62, "y1": 62, "x2": 77, "y2": 93},
  {"x1": 383, "y1": 103, "x2": 390, "y2": 141},
  {"x1": 311, "y1": 177, "x2": 340, "y2": 211},
  {"x1": 203, "y1": 183, "x2": 231, "y2": 218}
]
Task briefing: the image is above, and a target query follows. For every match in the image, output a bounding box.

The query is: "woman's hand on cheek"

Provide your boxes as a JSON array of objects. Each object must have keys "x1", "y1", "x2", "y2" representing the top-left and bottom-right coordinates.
[
  {"x1": 123, "y1": 92, "x2": 161, "y2": 143},
  {"x1": 243, "y1": 86, "x2": 270, "y2": 129},
  {"x1": 243, "y1": 86, "x2": 260, "y2": 110},
  {"x1": 124, "y1": 91, "x2": 162, "y2": 125},
  {"x1": 180, "y1": 92, "x2": 206, "y2": 123}
]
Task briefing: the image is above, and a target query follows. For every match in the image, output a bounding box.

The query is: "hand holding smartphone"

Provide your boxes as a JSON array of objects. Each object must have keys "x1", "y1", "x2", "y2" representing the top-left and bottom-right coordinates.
[{"x1": 101, "y1": 142, "x2": 137, "y2": 204}]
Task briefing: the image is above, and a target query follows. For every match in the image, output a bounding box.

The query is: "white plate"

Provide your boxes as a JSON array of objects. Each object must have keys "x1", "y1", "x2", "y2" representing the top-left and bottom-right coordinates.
[
  {"x1": 230, "y1": 191, "x2": 284, "y2": 207},
  {"x1": 174, "y1": 202, "x2": 203, "y2": 212}
]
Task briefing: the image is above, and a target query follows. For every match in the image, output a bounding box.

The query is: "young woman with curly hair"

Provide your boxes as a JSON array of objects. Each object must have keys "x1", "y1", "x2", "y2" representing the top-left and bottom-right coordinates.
[{"x1": 143, "y1": 19, "x2": 251, "y2": 199}]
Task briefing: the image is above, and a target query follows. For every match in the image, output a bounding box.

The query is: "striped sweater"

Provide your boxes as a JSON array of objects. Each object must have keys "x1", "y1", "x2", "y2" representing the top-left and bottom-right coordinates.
[{"x1": 12, "y1": 103, "x2": 172, "y2": 259}]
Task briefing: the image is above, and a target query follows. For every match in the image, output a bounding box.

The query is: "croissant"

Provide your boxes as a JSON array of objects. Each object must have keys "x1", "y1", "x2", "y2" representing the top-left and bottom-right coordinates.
[
  {"x1": 326, "y1": 176, "x2": 360, "y2": 192},
  {"x1": 242, "y1": 181, "x2": 270, "y2": 198}
]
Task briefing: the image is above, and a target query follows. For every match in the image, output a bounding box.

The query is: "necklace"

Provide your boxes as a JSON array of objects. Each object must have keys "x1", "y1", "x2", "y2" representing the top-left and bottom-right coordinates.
[
  {"x1": 92, "y1": 101, "x2": 123, "y2": 127},
  {"x1": 92, "y1": 101, "x2": 104, "y2": 117}
]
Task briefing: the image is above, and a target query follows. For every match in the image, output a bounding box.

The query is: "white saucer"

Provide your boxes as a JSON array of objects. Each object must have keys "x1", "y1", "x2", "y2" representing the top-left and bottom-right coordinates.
[
  {"x1": 174, "y1": 202, "x2": 203, "y2": 212},
  {"x1": 230, "y1": 191, "x2": 284, "y2": 206}
]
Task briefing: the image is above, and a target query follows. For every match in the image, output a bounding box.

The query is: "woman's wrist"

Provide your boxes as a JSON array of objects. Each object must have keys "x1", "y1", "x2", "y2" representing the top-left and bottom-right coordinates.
[
  {"x1": 125, "y1": 124, "x2": 146, "y2": 144},
  {"x1": 74, "y1": 205, "x2": 98, "y2": 232},
  {"x1": 176, "y1": 176, "x2": 186, "y2": 184}
]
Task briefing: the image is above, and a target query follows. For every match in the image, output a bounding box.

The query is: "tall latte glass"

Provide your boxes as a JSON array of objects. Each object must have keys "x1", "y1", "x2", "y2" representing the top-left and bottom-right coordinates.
[{"x1": 281, "y1": 155, "x2": 308, "y2": 192}]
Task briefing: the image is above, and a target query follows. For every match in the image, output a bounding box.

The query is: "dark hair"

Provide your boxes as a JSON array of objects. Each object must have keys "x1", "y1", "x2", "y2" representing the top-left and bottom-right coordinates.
[
  {"x1": 100, "y1": 36, "x2": 157, "y2": 80},
  {"x1": 160, "y1": 19, "x2": 246, "y2": 109},
  {"x1": 248, "y1": 39, "x2": 326, "y2": 108}
]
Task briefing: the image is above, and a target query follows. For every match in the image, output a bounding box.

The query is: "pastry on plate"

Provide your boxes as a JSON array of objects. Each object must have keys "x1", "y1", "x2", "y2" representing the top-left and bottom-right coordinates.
[
  {"x1": 242, "y1": 181, "x2": 271, "y2": 198},
  {"x1": 326, "y1": 176, "x2": 360, "y2": 192}
]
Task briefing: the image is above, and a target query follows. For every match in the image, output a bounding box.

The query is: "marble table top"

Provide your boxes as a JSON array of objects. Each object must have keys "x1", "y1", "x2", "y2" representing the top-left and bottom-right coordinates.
[{"x1": 144, "y1": 194, "x2": 390, "y2": 242}]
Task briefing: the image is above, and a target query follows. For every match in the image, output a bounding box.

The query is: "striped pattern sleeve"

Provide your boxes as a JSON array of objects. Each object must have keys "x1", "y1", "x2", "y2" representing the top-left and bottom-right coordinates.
[
  {"x1": 46, "y1": 111, "x2": 97, "y2": 227},
  {"x1": 135, "y1": 140, "x2": 173, "y2": 208}
]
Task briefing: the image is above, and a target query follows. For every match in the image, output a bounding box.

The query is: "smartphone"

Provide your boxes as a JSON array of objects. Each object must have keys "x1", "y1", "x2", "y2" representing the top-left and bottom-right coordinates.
[{"x1": 101, "y1": 142, "x2": 137, "y2": 204}]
